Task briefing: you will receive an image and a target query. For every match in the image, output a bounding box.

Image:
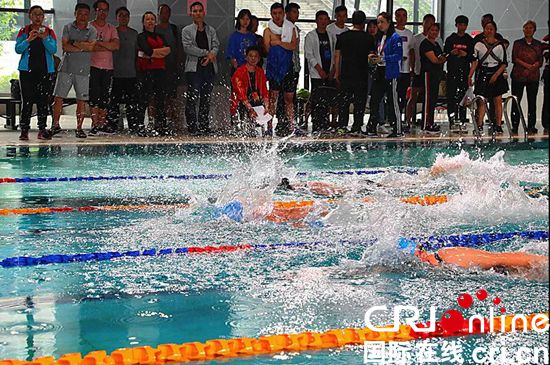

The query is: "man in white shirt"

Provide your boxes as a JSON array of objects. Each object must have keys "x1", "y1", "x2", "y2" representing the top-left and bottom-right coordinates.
[
  {"x1": 394, "y1": 7, "x2": 413, "y2": 132},
  {"x1": 327, "y1": 5, "x2": 348, "y2": 45},
  {"x1": 405, "y1": 13, "x2": 435, "y2": 129},
  {"x1": 305, "y1": 10, "x2": 336, "y2": 132}
]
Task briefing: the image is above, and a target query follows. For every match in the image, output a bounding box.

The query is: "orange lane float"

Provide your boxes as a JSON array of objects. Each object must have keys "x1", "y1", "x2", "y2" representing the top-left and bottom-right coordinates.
[
  {"x1": 0, "y1": 204, "x2": 190, "y2": 216},
  {"x1": 0, "y1": 195, "x2": 449, "y2": 218},
  {"x1": 0, "y1": 312, "x2": 546, "y2": 365}
]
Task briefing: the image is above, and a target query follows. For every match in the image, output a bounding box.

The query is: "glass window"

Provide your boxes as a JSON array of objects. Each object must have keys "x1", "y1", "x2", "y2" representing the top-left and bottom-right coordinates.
[
  {"x1": 235, "y1": 0, "x2": 275, "y2": 19},
  {"x1": 356, "y1": 0, "x2": 387, "y2": 18},
  {"x1": 392, "y1": 0, "x2": 438, "y2": 33}
]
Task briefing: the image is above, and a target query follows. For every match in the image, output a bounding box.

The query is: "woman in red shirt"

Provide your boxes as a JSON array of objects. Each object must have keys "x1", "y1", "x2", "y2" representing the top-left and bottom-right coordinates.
[
  {"x1": 137, "y1": 11, "x2": 171, "y2": 136},
  {"x1": 511, "y1": 20, "x2": 544, "y2": 134}
]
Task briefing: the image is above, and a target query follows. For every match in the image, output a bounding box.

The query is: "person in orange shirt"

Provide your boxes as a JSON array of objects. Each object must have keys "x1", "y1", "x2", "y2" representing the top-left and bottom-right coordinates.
[{"x1": 231, "y1": 46, "x2": 270, "y2": 129}]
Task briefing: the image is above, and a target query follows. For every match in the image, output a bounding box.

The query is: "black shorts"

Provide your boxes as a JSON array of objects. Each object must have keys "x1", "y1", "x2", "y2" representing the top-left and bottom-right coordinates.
[
  {"x1": 412, "y1": 73, "x2": 424, "y2": 88},
  {"x1": 269, "y1": 71, "x2": 299, "y2": 93},
  {"x1": 89, "y1": 67, "x2": 113, "y2": 109}
]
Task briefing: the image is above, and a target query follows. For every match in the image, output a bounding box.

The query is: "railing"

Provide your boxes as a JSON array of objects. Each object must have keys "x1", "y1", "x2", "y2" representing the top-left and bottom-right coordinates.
[{"x1": 503, "y1": 95, "x2": 528, "y2": 142}]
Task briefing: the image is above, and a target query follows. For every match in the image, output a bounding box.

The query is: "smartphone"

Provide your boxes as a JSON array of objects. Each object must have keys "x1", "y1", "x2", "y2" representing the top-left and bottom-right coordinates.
[{"x1": 440, "y1": 52, "x2": 449, "y2": 58}]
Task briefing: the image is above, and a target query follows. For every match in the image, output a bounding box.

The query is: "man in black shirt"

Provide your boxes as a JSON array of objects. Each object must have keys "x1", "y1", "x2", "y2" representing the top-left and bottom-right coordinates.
[
  {"x1": 334, "y1": 10, "x2": 375, "y2": 134},
  {"x1": 305, "y1": 10, "x2": 335, "y2": 132},
  {"x1": 445, "y1": 15, "x2": 473, "y2": 130},
  {"x1": 473, "y1": 14, "x2": 509, "y2": 47}
]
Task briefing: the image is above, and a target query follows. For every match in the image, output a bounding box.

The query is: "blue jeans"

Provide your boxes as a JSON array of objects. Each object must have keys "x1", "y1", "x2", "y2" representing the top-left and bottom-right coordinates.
[{"x1": 185, "y1": 64, "x2": 215, "y2": 133}]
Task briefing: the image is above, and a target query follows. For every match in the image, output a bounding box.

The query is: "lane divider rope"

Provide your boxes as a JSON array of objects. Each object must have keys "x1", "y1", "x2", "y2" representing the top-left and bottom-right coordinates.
[
  {"x1": 0, "y1": 204, "x2": 190, "y2": 216},
  {"x1": 0, "y1": 195, "x2": 448, "y2": 217},
  {"x1": 0, "y1": 312, "x2": 546, "y2": 365},
  {"x1": 1, "y1": 230, "x2": 546, "y2": 268},
  {"x1": 0, "y1": 168, "x2": 419, "y2": 185}
]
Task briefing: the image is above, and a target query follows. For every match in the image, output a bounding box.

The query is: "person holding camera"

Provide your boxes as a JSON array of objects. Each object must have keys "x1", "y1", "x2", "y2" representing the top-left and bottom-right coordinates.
[
  {"x1": 365, "y1": 12, "x2": 403, "y2": 138},
  {"x1": 15, "y1": 5, "x2": 57, "y2": 141}
]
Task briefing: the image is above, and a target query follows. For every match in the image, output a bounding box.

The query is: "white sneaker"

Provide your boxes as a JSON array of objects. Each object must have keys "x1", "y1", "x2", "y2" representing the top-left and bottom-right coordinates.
[{"x1": 377, "y1": 125, "x2": 391, "y2": 134}]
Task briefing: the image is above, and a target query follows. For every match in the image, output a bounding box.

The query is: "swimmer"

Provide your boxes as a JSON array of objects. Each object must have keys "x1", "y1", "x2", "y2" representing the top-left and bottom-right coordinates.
[
  {"x1": 278, "y1": 177, "x2": 348, "y2": 197},
  {"x1": 429, "y1": 159, "x2": 466, "y2": 177},
  {"x1": 415, "y1": 245, "x2": 548, "y2": 275}
]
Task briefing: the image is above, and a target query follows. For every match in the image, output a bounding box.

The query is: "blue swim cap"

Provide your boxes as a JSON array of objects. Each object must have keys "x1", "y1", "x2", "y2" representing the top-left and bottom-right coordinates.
[
  {"x1": 397, "y1": 238, "x2": 417, "y2": 254},
  {"x1": 222, "y1": 201, "x2": 244, "y2": 222}
]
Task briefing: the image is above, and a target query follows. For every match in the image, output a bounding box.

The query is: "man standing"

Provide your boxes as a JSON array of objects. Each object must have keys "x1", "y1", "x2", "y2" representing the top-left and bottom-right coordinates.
[
  {"x1": 182, "y1": 1, "x2": 219, "y2": 135},
  {"x1": 394, "y1": 8, "x2": 413, "y2": 132},
  {"x1": 51, "y1": 3, "x2": 96, "y2": 138},
  {"x1": 327, "y1": 5, "x2": 348, "y2": 130},
  {"x1": 89, "y1": 0, "x2": 119, "y2": 135},
  {"x1": 542, "y1": 23, "x2": 549, "y2": 135},
  {"x1": 284, "y1": 3, "x2": 302, "y2": 134},
  {"x1": 156, "y1": 4, "x2": 182, "y2": 134},
  {"x1": 263, "y1": 2, "x2": 297, "y2": 135},
  {"x1": 305, "y1": 10, "x2": 336, "y2": 132},
  {"x1": 327, "y1": 5, "x2": 348, "y2": 43},
  {"x1": 406, "y1": 13, "x2": 435, "y2": 129},
  {"x1": 334, "y1": 11, "x2": 375, "y2": 135},
  {"x1": 473, "y1": 14, "x2": 509, "y2": 46},
  {"x1": 106, "y1": 6, "x2": 141, "y2": 135},
  {"x1": 445, "y1": 15, "x2": 473, "y2": 131}
]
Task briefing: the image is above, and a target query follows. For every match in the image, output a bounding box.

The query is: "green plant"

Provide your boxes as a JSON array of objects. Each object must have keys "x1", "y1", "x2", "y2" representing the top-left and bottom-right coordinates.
[{"x1": 0, "y1": 0, "x2": 19, "y2": 53}]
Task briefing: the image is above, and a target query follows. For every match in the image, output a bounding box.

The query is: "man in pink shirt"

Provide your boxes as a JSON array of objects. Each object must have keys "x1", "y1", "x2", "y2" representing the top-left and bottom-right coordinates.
[{"x1": 89, "y1": 0, "x2": 119, "y2": 135}]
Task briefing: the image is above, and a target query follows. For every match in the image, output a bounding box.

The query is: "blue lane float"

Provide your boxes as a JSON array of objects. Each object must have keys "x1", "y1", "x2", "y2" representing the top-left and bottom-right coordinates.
[
  {"x1": 0, "y1": 168, "x2": 419, "y2": 185},
  {"x1": 1, "y1": 230, "x2": 547, "y2": 269},
  {"x1": 398, "y1": 230, "x2": 549, "y2": 254}
]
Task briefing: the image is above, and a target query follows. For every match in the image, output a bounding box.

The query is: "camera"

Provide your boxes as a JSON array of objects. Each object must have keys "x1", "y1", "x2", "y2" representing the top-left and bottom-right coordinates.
[{"x1": 38, "y1": 27, "x2": 46, "y2": 33}]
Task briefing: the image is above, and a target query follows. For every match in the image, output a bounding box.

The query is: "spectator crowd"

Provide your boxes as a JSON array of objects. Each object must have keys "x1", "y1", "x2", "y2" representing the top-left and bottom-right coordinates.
[{"x1": 14, "y1": 1, "x2": 550, "y2": 141}]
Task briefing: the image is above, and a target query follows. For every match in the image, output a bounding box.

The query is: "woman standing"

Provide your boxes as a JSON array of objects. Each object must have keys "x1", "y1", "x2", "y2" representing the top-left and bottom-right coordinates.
[
  {"x1": 419, "y1": 23, "x2": 446, "y2": 134},
  {"x1": 366, "y1": 12, "x2": 403, "y2": 137},
  {"x1": 511, "y1": 20, "x2": 543, "y2": 134},
  {"x1": 468, "y1": 21, "x2": 509, "y2": 134},
  {"x1": 227, "y1": 9, "x2": 257, "y2": 75},
  {"x1": 14, "y1": 5, "x2": 57, "y2": 141},
  {"x1": 136, "y1": 11, "x2": 171, "y2": 135}
]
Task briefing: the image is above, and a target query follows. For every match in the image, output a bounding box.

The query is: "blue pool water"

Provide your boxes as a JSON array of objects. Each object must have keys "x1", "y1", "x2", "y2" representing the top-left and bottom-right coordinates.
[{"x1": 0, "y1": 141, "x2": 548, "y2": 364}]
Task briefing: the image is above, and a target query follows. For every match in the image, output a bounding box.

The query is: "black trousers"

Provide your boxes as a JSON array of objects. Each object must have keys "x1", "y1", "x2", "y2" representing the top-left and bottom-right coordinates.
[
  {"x1": 543, "y1": 70, "x2": 549, "y2": 131},
  {"x1": 19, "y1": 71, "x2": 52, "y2": 131},
  {"x1": 422, "y1": 72, "x2": 441, "y2": 129},
  {"x1": 368, "y1": 66, "x2": 401, "y2": 134},
  {"x1": 185, "y1": 64, "x2": 215, "y2": 134},
  {"x1": 310, "y1": 78, "x2": 336, "y2": 131},
  {"x1": 107, "y1": 77, "x2": 141, "y2": 131},
  {"x1": 446, "y1": 68, "x2": 469, "y2": 124},
  {"x1": 137, "y1": 70, "x2": 167, "y2": 131},
  {"x1": 511, "y1": 79, "x2": 539, "y2": 130},
  {"x1": 338, "y1": 82, "x2": 368, "y2": 132},
  {"x1": 397, "y1": 72, "x2": 410, "y2": 119}
]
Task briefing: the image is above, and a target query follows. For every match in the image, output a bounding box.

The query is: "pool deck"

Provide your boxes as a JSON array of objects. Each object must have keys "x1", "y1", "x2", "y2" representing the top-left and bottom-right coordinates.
[{"x1": 1, "y1": 116, "x2": 548, "y2": 146}]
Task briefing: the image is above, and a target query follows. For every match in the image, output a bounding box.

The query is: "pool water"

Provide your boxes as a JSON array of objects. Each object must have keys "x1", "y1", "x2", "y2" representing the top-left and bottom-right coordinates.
[{"x1": 0, "y1": 141, "x2": 548, "y2": 364}]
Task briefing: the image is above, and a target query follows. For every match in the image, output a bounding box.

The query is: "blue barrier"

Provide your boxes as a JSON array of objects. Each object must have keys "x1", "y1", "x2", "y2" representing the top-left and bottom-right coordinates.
[
  {"x1": 1, "y1": 230, "x2": 546, "y2": 269},
  {"x1": 0, "y1": 168, "x2": 419, "y2": 185}
]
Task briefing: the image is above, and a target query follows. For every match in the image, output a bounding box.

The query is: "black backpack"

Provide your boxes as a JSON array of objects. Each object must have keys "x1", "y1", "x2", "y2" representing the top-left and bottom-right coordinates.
[{"x1": 10, "y1": 79, "x2": 21, "y2": 101}]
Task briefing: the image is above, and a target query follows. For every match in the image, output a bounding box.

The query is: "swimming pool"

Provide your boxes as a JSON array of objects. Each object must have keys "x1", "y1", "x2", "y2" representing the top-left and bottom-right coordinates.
[{"x1": 0, "y1": 140, "x2": 548, "y2": 364}]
